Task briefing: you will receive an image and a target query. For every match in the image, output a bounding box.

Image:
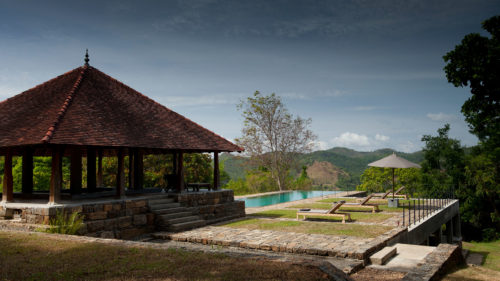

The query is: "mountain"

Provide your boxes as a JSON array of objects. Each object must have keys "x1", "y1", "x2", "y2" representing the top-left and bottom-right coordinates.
[{"x1": 220, "y1": 147, "x2": 424, "y2": 189}]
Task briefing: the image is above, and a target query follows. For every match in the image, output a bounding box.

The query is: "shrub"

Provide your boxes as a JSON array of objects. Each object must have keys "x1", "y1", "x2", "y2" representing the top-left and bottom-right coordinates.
[{"x1": 45, "y1": 210, "x2": 83, "y2": 235}]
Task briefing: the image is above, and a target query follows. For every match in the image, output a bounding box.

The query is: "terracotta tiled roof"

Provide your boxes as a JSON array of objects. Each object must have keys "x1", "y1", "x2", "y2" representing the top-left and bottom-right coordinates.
[{"x1": 0, "y1": 65, "x2": 243, "y2": 152}]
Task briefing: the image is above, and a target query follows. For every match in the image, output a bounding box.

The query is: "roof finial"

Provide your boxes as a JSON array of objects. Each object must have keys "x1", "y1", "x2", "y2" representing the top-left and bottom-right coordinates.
[{"x1": 84, "y1": 49, "x2": 89, "y2": 66}]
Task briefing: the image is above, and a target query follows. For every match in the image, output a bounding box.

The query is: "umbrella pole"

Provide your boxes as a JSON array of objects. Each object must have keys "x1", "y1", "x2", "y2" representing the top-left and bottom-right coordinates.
[{"x1": 392, "y1": 168, "x2": 395, "y2": 200}]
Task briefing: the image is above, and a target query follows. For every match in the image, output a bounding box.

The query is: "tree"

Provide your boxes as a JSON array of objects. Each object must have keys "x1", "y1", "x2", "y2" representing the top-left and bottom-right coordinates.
[
  {"x1": 420, "y1": 124, "x2": 465, "y2": 189},
  {"x1": 236, "y1": 91, "x2": 316, "y2": 191},
  {"x1": 443, "y1": 15, "x2": 500, "y2": 149}
]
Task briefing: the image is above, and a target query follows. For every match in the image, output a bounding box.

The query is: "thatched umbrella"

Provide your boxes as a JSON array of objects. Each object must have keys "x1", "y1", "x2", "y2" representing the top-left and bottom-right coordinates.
[{"x1": 368, "y1": 153, "x2": 421, "y2": 199}]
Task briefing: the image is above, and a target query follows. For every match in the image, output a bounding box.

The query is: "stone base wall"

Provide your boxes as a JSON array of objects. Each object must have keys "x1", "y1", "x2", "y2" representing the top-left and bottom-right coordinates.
[
  {"x1": 0, "y1": 198, "x2": 155, "y2": 239},
  {"x1": 0, "y1": 190, "x2": 245, "y2": 238},
  {"x1": 176, "y1": 189, "x2": 246, "y2": 223}
]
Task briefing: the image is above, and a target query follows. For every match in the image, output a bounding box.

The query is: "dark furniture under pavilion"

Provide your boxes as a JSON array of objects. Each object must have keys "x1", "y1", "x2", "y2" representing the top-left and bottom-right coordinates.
[{"x1": 0, "y1": 55, "x2": 243, "y2": 204}]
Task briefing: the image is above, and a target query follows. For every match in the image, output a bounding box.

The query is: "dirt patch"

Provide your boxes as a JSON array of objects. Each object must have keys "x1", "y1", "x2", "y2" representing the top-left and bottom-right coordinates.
[{"x1": 350, "y1": 268, "x2": 405, "y2": 281}]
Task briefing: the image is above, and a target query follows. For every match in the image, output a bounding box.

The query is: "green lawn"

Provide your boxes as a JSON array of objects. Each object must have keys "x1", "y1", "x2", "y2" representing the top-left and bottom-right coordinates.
[
  {"x1": 0, "y1": 231, "x2": 327, "y2": 281},
  {"x1": 462, "y1": 239, "x2": 500, "y2": 271},
  {"x1": 221, "y1": 218, "x2": 393, "y2": 238},
  {"x1": 249, "y1": 209, "x2": 394, "y2": 223},
  {"x1": 317, "y1": 197, "x2": 410, "y2": 212}
]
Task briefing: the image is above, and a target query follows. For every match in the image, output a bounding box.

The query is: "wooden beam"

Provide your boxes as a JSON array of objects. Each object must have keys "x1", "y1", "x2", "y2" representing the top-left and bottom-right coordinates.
[
  {"x1": 22, "y1": 147, "x2": 33, "y2": 194},
  {"x1": 213, "y1": 152, "x2": 220, "y2": 191},
  {"x1": 133, "y1": 149, "x2": 143, "y2": 189},
  {"x1": 97, "y1": 149, "x2": 103, "y2": 187},
  {"x1": 49, "y1": 148, "x2": 63, "y2": 204},
  {"x1": 87, "y1": 147, "x2": 97, "y2": 192},
  {"x1": 70, "y1": 149, "x2": 82, "y2": 194},
  {"x1": 128, "y1": 149, "x2": 134, "y2": 189},
  {"x1": 176, "y1": 152, "x2": 184, "y2": 193},
  {"x1": 116, "y1": 148, "x2": 125, "y2": 198},
  {"x1": 2, "y1": 151, "x2": 13, "y2": 202}
]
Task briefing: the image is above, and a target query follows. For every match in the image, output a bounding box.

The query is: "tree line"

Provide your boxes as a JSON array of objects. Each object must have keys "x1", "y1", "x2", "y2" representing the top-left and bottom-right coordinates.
[{"x1": 358, "y1": 16, "x2": 500, "y2": 241}]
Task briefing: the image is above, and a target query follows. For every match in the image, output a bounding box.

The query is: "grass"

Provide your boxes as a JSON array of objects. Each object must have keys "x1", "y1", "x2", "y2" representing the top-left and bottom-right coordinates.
[
  {"x1": 221, "y1": 218, "x2": 393, "y2": 238},
  {"x1": 249, "y1": 209, "x2": 394, "y2": 223},
  {"x1": 443, "y1": 264, "x2": 500, "y2": 280},
  {"x1": 0, "y1": 231, "x2": 328, "y2": 281},
  {"x1": 288, "y1": 201, "x2": 405, "y2": 213},
  {"x1": 462, "y1": 239, "x2": 500, "y2": 271},
  {"x1": 442, "y1": 239, "x2": 500, "y2": 281}
]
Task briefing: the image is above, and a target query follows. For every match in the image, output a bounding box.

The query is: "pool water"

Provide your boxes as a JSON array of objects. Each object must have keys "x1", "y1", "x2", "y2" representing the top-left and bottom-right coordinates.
[{"x1": 239, "y1": 190, "x2": 340, "y2": 207}]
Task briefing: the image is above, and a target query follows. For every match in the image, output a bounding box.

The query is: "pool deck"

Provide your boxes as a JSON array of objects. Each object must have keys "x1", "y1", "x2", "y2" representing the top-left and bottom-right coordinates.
[{"x1": 242, "y1": 190, "x2": 366, "y2": 214}]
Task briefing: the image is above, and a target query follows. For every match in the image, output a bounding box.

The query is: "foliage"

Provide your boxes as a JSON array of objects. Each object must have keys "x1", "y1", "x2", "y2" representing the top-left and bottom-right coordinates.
[
  {"x1": 292, "y1": 166, "x2": 313, "y2": 190},
  {"x1": 443, "y1": 16, "x2": 500, "y2": 148},
  {"x1": 45, "y1": 210, "x2": 83, "y2": 235},
  {"x1": 236, "y1": 91, "x2": 316, "y2": 191},
  {"x1": 442, "y1": 16, "x2": 500, "y2": 241},
  {"x1": 356, "y1": 167, "x2": 422, "y2": 195}
]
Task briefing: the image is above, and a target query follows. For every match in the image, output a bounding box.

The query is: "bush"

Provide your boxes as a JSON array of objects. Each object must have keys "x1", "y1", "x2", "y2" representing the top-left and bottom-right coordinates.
[{"x1": 45, "y1": 210, "x2": 84, "y2": 235}]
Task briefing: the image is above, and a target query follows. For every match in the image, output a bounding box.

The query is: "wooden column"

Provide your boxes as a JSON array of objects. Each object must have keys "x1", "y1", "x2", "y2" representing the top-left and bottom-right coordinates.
[
  {"x1": 133, "y1": 150, "x2": 143, "y2": 189},
  {"x1": 87, "y1": 147, "x2": 97, "y2": 192},
  {"x1": 49, "y1": 148, "x2": 63, "y2": 204},
  {"x1": 213, "y1": 152, "x2": 220, "y2": 191},
  {"x1": 97, "y1": 149, "x2": 103, "y2": 187},
  {"x1": 116, "y1": 148, "x2": 125, "y2": 198},
  {"x1": 22, "y1": 147, "x2": 33, "y2": 194},
  {"x1": 128, "y1": 149, "x2": 135, "y2": 189},
  {"x1": 2, "y1": 151, "x2": 13, "y2": 202},
  {"x1": 172, "y1": 153, "x2": 178, "y2": 174},
  {"x1": 70, "y1": 149, "x2": 82, "y2": 194},
  {"x1": 176, "y1": 152, "x2": 184, "y2": 193}
]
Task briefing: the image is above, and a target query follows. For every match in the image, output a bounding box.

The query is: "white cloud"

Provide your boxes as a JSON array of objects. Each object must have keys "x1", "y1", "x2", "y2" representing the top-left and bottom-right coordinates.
[
  {"x1": 426, "y1": 112, "x2": 456, "y2": 122},
  {"x1": 310, "y1": 140, "x2": 329, "y2": 151},
  {"x1": 331, "y1": 132, "x2": 370, "y2": 147},
  {"x1": 375, "y1": 134, "x2": 390, "y2": 141},
  {"x1": 397, "y1": 141, "x2": 417, "y2": 153}
]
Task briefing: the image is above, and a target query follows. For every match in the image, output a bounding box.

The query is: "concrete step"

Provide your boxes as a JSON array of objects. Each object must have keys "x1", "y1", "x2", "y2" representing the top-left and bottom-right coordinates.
[
  {"x1": 370, "y1": 246, "x2": 397, "y2": 265},
  {"x1": 158, "y1": 212, "x2": 194, "y2": 221},
  {"x1": 166, "y1": 215, "x2": 201, "y2": 225},
  {"x1": 149, "y1": 202, "x2": 181, "y2": 210},
  {"x1": 152, "y1": 207, "x2": 188, "y2": 215},
  {"x1": 148, "y1": 198, "x2": 175, "y2": 205},
  {"x1": 169, "y1": 220, "x2": 206, "y2": 232}
]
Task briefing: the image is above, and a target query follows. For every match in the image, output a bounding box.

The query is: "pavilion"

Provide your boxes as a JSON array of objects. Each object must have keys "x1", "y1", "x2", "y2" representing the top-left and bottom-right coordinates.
[{"x1": 0, "y1": 52, "x2": 243, "y2": 206}]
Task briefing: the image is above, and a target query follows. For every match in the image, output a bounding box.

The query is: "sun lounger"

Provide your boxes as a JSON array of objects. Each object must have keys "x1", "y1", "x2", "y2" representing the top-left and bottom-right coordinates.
[
  {"x1": 296, "y1": 201, "x2": 351, "y2": 223},
  {"x1": 344, "y1": 194, "x2": 379, "y2": 213},
  {"x1": 372, "y1": 186, "x2": 408, "y2": 199}
]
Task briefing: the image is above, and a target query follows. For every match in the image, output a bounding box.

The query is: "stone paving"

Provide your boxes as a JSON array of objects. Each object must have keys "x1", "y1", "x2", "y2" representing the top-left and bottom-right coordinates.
[{"x1": 153, "y1": 225, "x2": 406, "y2": 261}]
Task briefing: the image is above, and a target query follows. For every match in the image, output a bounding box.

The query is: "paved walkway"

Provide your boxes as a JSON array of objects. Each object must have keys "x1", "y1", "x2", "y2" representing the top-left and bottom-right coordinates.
[{"x1": 153, "y1": 225, "x2": 405, "y2": 261}]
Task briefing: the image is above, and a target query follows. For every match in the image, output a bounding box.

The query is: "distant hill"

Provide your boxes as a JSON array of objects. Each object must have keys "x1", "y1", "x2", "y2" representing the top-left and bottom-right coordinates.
[
  {"x1": 220, "y1": 147, "x2": 424, "y2": 189},
  {"x1": 306, "y1": 161, "x2": 349, "y2": 187}
]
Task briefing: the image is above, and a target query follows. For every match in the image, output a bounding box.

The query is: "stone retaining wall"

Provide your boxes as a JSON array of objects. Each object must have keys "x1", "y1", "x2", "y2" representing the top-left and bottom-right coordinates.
[
  {"x1": 402, "y1": 243, "x2": 464, "y2": 281},
  {"x1": 176, "y1": 189, "x2": 246, "y2": 224},
  {"x1": 0, "y1": 198, "x2": 155, "y2": 239}
]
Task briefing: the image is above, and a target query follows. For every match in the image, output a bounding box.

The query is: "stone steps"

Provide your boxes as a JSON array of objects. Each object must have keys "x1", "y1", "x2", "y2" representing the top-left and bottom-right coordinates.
[
  {"x1": 149, "y1": 202, "x2": 181, "y2": 210},
  {"x1": 158, "y1": 211, "x2": 194, "y2": 221},
  {"x1": 148, "y1": 197, "x2": 204, "y2": 232},
  {"x1": 153, "y1": 207, "x2": 189, "y2": 215},
  {"x1": 149, "y1": 198, "x2": 175, "y2": 205},
  {"x1": 169, "y1": 220, "x2": 206, "y2": 232},
  {"x1": 370, "y1": 246, "x2": 397, "y2": 265},
  {"x1": 166, "y1": 215, "x2": 202, "y2": 225}
]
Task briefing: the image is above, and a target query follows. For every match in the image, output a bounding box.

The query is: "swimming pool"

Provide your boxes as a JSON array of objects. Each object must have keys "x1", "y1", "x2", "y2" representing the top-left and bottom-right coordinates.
[{"x1": 239, "y1": 190, "x2": 340, "y2": 207}]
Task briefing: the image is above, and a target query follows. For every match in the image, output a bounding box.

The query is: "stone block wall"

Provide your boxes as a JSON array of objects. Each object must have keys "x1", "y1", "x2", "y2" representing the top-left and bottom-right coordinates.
[
  {"x1": 176, "y1": 189, "x2": 246, "y2": 224},
  {"x1": 0, "y1": 198, "x2": 155, "y2": 239}
]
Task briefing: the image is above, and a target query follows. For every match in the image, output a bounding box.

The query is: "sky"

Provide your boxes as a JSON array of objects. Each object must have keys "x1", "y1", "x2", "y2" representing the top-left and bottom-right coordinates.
[{"x1": 1, "y1": 0, "x2": 499, "y2": 153}]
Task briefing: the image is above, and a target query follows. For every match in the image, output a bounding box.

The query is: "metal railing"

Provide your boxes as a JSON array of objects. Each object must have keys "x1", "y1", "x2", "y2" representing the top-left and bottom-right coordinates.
[{"x1": 402, "y1": 187, "x2": 455, "y2": 227}]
